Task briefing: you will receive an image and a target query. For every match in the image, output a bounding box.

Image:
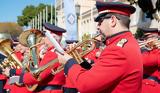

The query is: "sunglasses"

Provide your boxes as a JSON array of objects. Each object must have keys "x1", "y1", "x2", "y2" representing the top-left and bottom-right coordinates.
[
  {"x1": 98, "y1": 16, "x2": 111, "y2": 26},
  {"x1": 98, "y1": 15, "x2": 121, "y2": 26}
]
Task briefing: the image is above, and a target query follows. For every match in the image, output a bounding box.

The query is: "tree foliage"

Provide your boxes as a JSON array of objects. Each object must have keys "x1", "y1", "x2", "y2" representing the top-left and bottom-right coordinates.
[
  {"x1": 17, "y1": 3, "x2": 55, "y2": 26},
  {"x1": 134, "y1": 28, "x2": 144, "y2": 39},
  {"x1": 82, "y1": 33, "x2": 91, "y2": 50}
]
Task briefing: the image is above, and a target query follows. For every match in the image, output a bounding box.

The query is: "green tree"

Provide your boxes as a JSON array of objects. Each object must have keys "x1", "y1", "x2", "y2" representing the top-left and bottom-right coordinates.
[
  {"x1": 82, "y1": 33, "x2": 91, "y2": 50},
  {"x1": 134, "y1": 28, "x2": 144, "y2": 39},
  {"x1": 17, "y1": 3, "x2": 55, "y2": 26}
]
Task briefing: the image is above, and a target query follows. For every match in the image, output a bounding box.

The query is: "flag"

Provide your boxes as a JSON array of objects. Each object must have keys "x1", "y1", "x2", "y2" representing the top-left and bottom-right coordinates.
[{"x1": 63, "y1": 0, "x2": 78, "y2": 41}]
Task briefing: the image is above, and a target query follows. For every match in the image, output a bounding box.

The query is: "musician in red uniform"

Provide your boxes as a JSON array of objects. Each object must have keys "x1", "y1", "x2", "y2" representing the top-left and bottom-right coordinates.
[
  {"x1": 2, "y1": 41, "x2": 32, "y2": 93},
  {"x1": 138, "y1": 28, "x2": 160, "y2": 93},
  {"x1": 56, "y1": 1, "x2": 143, "y2": 93},
  {"x1": 20, "y1": 23, "x2": 67, "y2": 93}
]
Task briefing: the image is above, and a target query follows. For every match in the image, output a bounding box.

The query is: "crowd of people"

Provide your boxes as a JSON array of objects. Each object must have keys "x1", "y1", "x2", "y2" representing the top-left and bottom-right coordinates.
[{"x1": 0, "y1": 1, "x2": 160, "y2": 93}]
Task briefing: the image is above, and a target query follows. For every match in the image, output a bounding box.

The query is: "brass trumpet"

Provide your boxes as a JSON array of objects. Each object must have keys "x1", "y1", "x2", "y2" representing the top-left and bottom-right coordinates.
[
  {"x1": 52, "y1": 33, "x2": 101, "y2": 74},
  {"x1": 139, "y1": 39, "x2": 160, "y2": 50},
  {"x1": 66, "y1": 34, "x2": 100, "y2": 63}
]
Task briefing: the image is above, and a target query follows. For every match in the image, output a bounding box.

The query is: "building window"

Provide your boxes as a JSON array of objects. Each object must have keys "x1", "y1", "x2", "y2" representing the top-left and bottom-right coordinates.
[
  {"x1": 87, "y1": 19, "x2": 89, "y2": 23},
  {"x1": 62, "y1": 2, "x2": 64, "y2": 8},
  {"x1": 84, "y1": 21, "x2": 86, "y2": 24}
]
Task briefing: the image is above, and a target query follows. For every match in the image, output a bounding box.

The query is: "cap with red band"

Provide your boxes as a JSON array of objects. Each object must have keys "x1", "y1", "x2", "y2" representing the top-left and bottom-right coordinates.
[
  {"x1": 139, "y1": 27, "x2": 159, "y2": 36},
  {"x1": 43, "y1": 23, "x2": 66, "y2": 36},
  {"x1": 95, "y1": 1, "x2": 136, "y2": 22}
]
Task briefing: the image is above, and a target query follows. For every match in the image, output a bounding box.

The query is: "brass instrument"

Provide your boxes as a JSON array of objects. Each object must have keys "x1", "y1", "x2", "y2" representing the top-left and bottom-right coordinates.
[
  {"x1": 0, "y1": 58, "x2": 17, "y2": 69},
  {"x1": 0, "y1": 39, "x2": 23, "y2": 69},
  {"x1": 0, "y1": 59, "x2": 10, "y2": 69},
  {"x1": 26, "y1": 33, "x2": 101, "y2": 91},
  {"x1": 19, "y1": 29, "x2": 43, "y2": 69},
  {"x1": 139, "y1": 39, "x2": 160, "y2": 50},
  {"x1": 66, "y1": 34, "x2": 100, "y2": 63},
  {"x1": 52, "y1": 33, "x2": 101, "y2": 74},
  {"x1": 25, "y1": 58, "x2": 59, "y2": 91},
  {"x1": 18, "y1": 29, "x2": 44, "y2": 91}
]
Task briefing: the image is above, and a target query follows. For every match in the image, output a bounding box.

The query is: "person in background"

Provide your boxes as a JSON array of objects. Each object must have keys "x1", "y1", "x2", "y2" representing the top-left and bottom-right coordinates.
[
  {"x1": 138, "y1": 27, "x2": 160, "y2": 93},
  {"x1": 21, "y1": 23, "x2": 66, "y2": 93},
  {"x1": 2, "y1": 34, "x2": 32, "y2": 93}
]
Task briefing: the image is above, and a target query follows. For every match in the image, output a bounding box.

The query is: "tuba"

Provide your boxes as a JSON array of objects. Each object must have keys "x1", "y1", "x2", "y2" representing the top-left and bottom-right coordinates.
[
  {"x1": 0, "y1": 33, "x2": 23, "y2": 69},
  {"x1": 0, "y1": 39, "x2": 23, "y2": 69},
  {"x1": 18, "y1": 29, "x2": 44, "y2": 91},
  {"x1": 0, "y1": 58, "x2": 17, "y2": 69},
  {"x1": 19, "y1": 29, "x2": 44, "y2": 69}
]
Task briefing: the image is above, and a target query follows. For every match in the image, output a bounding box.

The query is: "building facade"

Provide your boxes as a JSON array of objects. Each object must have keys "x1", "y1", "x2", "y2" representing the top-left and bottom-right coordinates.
[{"x1": 56, "y1": 0, "x2": 160, "y2": 41}]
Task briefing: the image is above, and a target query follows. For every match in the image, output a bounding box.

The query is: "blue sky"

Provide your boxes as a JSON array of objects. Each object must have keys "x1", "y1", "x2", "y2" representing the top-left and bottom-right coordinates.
[{"x1": 0, "y1": 0, "x2": 55, "y2": 22}]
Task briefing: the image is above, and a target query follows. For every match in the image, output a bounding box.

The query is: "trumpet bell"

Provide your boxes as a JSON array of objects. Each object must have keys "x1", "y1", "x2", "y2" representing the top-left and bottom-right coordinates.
[
  {"x1": 19, "y1": 29, "x2": 43, "y2": 47},
  {"x1": 66, "y1": 34, "x2": 101, "y2": 64}
]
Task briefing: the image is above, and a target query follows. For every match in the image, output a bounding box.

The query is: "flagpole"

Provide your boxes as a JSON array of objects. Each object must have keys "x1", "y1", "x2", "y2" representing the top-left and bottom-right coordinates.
[
  {"x1": 54, "y1": 0, "x2": 57, "y2": 25},
  {"x1": 46, "y1": 6, "x2": 48, "y2": 23},
  {"x1": 40, "y1": 12, "x2": 42, "y2": 30},
  {"x1": 38, "y1": 14, "x2": 40, "y2": 30},
  {"x1": 51, "y1": 3, "x2": 53, "y2": 24},
  {"x1": 43, "y1": 9, "x2": 45, "y2": 23}
]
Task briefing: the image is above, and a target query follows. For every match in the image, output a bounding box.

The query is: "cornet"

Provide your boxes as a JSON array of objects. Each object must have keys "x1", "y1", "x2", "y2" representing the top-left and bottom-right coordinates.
[{"x1": 52, "y1": 33, "x2": 101, "y2": 74}]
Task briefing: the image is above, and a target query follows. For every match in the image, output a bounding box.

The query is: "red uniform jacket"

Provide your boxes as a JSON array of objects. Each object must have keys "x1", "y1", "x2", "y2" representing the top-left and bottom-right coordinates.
[
  {"x1": 84, "y1": 48, "x2": 99, "y2": 62},
  {"x1": 65, "y1": 31, "x2": 143, "y2": 93},
  {"x1": 23, "y1": 47, "x2": 65, "y2": 93},
  {"x1": 141, "y1": 49, "x2": 160, "y2": 93}
]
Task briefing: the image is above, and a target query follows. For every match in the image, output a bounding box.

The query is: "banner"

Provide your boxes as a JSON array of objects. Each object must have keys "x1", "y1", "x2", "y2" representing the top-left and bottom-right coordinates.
[{"x1": 63, "y1": 0, "x2": 78, "y2": 41}]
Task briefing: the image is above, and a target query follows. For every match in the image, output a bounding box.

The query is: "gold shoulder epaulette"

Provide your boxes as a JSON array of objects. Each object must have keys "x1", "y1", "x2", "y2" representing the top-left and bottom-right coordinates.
[{"x1": 116, "y1": 39, "x2": 128, "y2": 47}]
